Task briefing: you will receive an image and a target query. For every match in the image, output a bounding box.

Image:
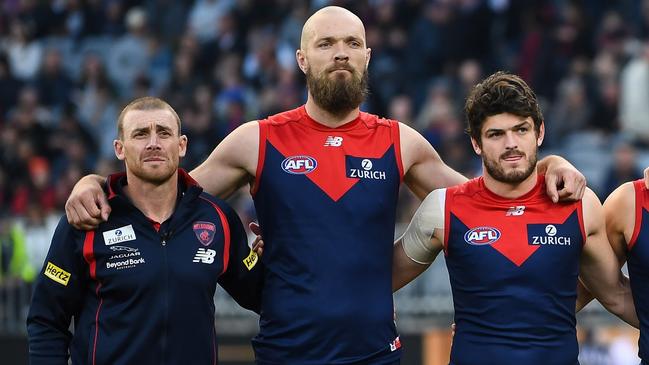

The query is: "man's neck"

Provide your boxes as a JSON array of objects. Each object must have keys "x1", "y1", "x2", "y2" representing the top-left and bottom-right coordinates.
[
  {"x1": 123, "y1": 171, "x2": 179, "y2": 223},
  {"x1": 304, "y1": 96, "x2": 361, "y2": 128},
  {"x1": 482, "y1": 169, "x2": 539, "y2": 199}
]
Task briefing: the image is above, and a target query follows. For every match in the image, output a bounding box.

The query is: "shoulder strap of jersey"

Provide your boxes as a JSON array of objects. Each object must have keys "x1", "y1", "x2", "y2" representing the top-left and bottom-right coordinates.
[
  {"x1": 251, "y1": 120, "x2": 269, "y2": 196},
  {"x1": 389, "y1": 120, "x2": 404, "y2": 180},
  {"x1": 443, "y1": 186, "x2": 455, "y2": 256},
  {"x1": 629, "y1": 179, "x2": 645, "y2": 249}
]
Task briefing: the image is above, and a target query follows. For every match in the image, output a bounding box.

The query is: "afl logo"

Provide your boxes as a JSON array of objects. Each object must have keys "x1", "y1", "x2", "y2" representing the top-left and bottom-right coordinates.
[
  {"x1": 281, "y1": 156, "x2": 317, "y2": 174},
  {"x1": 464, "y1": 227, "x2": 501, "y2": 246}
]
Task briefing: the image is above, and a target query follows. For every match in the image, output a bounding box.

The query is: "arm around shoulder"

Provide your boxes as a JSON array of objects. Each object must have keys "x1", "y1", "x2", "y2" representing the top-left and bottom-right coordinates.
[
  {"x1": 190, "y1": 121, "x2": 259, "y2": 199},
  {"x1": 65, "y1": 174, "x2": 110, "y2": 230},
  {"x1": 398, "y1": 123, "x2": 467, "y2": 200}
]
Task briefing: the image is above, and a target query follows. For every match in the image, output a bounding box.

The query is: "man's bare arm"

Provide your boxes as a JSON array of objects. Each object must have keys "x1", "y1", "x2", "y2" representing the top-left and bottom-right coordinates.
[
  {"x1": 537, "y1": 155, "x2": 586, "y2": 202},
  {"x1": 577, "y1": 182, "x2": 635, "y2": 311},
  {"x1": 190, "y1": 121, "x2": 259, "y2": 198},
  {"x1": 65, "y1": 174, "x2": 110, "y2": 230},
  {"x1": 579, "y1": 188, "x2": 638, "y2": 327},
  {"x1": 399, "y1": 123, "x2": 466, "y2": 200},
  {"x1": 392, "y1": 189, "x2": 445, "y2": 291},
  {"x1": 393, "y1": 240, "x2": 432, "y2": 291}
]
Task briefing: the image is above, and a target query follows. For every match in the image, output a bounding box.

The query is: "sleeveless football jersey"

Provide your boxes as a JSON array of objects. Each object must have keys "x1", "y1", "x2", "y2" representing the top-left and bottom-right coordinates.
[
  {"x1": 251, "y1": 106, "x2": 403, "y2": 364},
  {"x1": 444, "y1": 176, "x2": 585, "y2": 365},
  {"x1": 627, "y1": 179, "x2": 649, "y2": 364}
]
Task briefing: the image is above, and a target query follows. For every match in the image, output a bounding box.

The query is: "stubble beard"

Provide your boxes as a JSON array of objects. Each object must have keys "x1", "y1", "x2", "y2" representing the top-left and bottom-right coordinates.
[{"x1": 483, "y1": 150, "x2": 538, "y2": 184}]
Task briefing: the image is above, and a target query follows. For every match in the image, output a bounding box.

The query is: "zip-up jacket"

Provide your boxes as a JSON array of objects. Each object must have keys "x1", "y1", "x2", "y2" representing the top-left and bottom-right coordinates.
[{"x1": 27, "y1": 169, "x2": 262, "y2": 365}]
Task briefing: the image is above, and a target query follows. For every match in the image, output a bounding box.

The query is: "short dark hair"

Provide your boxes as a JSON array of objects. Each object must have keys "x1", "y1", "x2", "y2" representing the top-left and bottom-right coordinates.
[
  {"x1": 465, "y1": 71, "x2": 543, "y2": 144},
  {"x1": 117, "y1": 97, "x2": 180, "y2": 139}
]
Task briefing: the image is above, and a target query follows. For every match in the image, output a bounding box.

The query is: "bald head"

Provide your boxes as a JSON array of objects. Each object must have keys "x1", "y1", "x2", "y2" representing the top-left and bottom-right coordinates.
[{"x1": 300, "y1": 6, "x2": 366, "y2": 50}]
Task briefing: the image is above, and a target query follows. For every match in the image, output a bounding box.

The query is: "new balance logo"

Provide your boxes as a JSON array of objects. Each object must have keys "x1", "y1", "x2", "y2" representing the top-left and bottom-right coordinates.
[
  {"x1": 193, "y1": 248, "x2": 216, "y2": 264},
  {"x1": 324, "y1": 136, "x2": 343, "y2": 147},
  {"x1": 506, "y1": 206, "x2": 526, "y2": 216}
]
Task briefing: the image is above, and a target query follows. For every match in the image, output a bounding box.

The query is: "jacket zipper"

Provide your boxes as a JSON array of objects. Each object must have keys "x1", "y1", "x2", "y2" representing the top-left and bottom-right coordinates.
[{"x1": 160, "y1": 232, "x2": 169, "y2": 365}]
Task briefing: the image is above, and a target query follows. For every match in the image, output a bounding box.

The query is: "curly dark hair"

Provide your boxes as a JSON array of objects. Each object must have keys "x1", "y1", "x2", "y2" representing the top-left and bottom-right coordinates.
[{"x1": 465, "y1": 71, "x2": 543, "y2": 145}]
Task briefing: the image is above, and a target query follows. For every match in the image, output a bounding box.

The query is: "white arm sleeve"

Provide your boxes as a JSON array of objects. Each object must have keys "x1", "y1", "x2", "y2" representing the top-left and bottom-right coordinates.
[{"x1": 401, "y1": 189, "x2": 446, "y2": 264}]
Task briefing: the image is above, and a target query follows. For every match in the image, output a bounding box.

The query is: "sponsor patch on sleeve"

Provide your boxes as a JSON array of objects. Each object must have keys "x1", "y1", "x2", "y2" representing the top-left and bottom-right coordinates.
[
  {"x1": 243, "y1": 250, "x2": 258, "y2": 271},
  {"x1": 44, "y1": 261, "x2": 71, "y2": 286}
]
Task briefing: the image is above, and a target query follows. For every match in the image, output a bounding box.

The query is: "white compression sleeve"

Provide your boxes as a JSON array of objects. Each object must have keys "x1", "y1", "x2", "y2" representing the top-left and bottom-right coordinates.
[{"x1": 401, "y1": 189, "x2": 446, "y2": 264}]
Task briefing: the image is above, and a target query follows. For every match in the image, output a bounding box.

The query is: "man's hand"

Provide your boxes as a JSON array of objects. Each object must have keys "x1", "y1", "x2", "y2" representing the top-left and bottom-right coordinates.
[
  {"x1": 644, "y1": 167, "x2": 649, "y2": 189},
  {"x1": 542, "y1": 156, "x2": 586, "y2": 203},
  {"x1": 65, "y1": 175, "x2": 110, "y2": 230},
  {"x1": 249, "y1": 222, "x2": 264, "y2": 257}
]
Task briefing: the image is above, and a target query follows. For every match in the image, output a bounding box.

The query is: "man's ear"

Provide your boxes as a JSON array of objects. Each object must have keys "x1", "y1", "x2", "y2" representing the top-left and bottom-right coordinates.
[
  {"x1": 296, "y1": 49, "x2": 308, "y2": 74},
  {"x1": 178, "y1": 135, "x2": 188, "y2": 158},
  {"x1": 470, "y1": 137, "x2": 482, "y2": 155},
  {"x1": 114, "y1": 139, "x2": 125, "y2": 160}
]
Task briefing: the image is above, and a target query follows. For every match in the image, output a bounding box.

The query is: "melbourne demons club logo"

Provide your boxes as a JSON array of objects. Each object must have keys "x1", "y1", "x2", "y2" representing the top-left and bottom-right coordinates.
[
  {"x1": 281, "y1": 155, "x2": 317, "y2": 174},
  {"x1": 193, "y1": 221, "x2": 216, "y2": 246},
  {"x1": 464, "y1": 226, "x2": 501, "y2": 246}
]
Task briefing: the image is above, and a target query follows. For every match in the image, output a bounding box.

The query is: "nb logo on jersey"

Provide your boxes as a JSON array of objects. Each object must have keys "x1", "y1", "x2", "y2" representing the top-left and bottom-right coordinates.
[
  {"x1": 193, "y1": 248, "x2": 216, "y2": 264},
  {"x1": 324, "y1": 136, "x2": 343, "y2": 147},
  {"x1": 506, "y1": 206, "x2": 526, "y2": 216}
]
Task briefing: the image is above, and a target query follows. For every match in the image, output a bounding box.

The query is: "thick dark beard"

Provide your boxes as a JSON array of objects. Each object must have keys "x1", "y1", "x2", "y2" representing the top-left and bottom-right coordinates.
[
  {"x1": 483, "y1": 152, "x2": 537, "y2": 184},
  {"x1": 306, "y1": 67, "x2": 368, "y2": 116}
]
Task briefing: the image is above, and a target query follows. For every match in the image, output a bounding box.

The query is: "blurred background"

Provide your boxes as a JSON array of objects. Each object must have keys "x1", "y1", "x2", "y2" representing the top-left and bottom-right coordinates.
[{"x1": 1, "y1": 0, "x2": 648, "y2": 364}]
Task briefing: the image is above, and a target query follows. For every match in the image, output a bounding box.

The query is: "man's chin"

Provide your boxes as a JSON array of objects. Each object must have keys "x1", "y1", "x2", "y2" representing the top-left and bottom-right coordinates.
[{"x1": 136, "y1": 168, "x2": 176, "y2": 185}]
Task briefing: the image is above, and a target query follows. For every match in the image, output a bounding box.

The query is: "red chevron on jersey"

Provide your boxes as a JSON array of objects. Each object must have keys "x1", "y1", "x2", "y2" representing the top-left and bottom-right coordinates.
[
  {"x1": 258, "y1": 106, "x2": 402, "y2": 201},
  {"x1": 446, "y1": 176, "x2": 586, "y2": 266}
]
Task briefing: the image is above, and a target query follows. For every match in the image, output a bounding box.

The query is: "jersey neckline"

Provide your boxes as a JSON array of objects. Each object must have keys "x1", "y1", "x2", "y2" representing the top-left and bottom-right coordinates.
[
  {"x1": 297, "y1": 105, "x2": 365, "y2": 132},
  {"x1": 478, "y1": 174, "x2": 546, "y2": 203}
]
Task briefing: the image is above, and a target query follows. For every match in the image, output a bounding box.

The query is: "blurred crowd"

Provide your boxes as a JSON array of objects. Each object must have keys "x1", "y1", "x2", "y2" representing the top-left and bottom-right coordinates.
[{"x1": 1, "y1": 0, "x2": 648, "y2": 290}]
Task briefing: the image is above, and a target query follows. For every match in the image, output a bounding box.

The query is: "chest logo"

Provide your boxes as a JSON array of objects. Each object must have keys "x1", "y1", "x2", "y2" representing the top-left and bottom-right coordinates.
[
  {"x1": 529, "y1": 224, "x2": 573, "y2": 246},
  {"x1": 103, "y1": 225, "x2": 136, "y2": 245},
  {"x1": 347, "y1": 157, "x2": 387, "y2": 180},
  {"x1": 193, "y1": 221, "x2": 216, "y2": 246},
  {"x1": 506, "y1": 206, "x2": 526, "y2": 216},
  {"x1": 324, "y1": 136, "x2": 343, "y2": 147},
  {"x1": 281, "y1": 155, "x2": 317, "y2": 174},
  {"x1": 464, "y1": 227, "x2": 501, "y2": 246},
  {"x1": 193, "y1": 248, "x2": 216, "y2": 264}
]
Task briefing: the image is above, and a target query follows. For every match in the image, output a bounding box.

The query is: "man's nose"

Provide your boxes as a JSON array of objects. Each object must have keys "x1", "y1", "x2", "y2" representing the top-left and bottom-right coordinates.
[
  {"x1": 333, "y1": 43, "x2": 349, "y2": 62},
  {"x1": 504, "y1": 132, "x2": 518, "y2": 149},
  {"x1": 146, "y1": 134, "x2": 162, "y2": 149}
]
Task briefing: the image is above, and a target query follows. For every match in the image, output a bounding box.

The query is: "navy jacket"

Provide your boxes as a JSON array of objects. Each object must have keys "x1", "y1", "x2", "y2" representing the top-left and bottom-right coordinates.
[{"x1": 27, "y1": 170, "x2": 262, "y2": 365}]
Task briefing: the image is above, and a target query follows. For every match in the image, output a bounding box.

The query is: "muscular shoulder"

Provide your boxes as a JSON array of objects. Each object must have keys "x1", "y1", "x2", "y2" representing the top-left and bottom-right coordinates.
[
  {"x1": 214, "y1": 121, "x2": 259, "y2": 170},
  {"x1": 603, "y1": 182, "x2": 636, "y2": 234},
  {"x1": 398, "y1": 122, "x2": 435, "y2": 170},
  {"x1": 581, "y1": 188, "x2": 606, "y2": 236}
]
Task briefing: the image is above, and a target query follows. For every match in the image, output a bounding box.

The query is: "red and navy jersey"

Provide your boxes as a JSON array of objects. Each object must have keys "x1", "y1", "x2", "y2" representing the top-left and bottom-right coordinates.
[
  {"x1": 252, "y1": 106, "x2": 403, "y2": 364},
  {"x1": 444, "y1": 176, "x2": 585, "y2": 365},
  {"x1": 27, "y1": 170, "x2": 262, "y2": 365},
  {"x1": 627, "y1": 179, "x2": 649, "y2": 364}
]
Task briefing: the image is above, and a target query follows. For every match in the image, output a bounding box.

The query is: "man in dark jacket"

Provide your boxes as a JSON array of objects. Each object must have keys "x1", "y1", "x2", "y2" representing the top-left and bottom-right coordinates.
[{"x1": 27, "y1": 96, "x2": 261, "y2": 365}]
